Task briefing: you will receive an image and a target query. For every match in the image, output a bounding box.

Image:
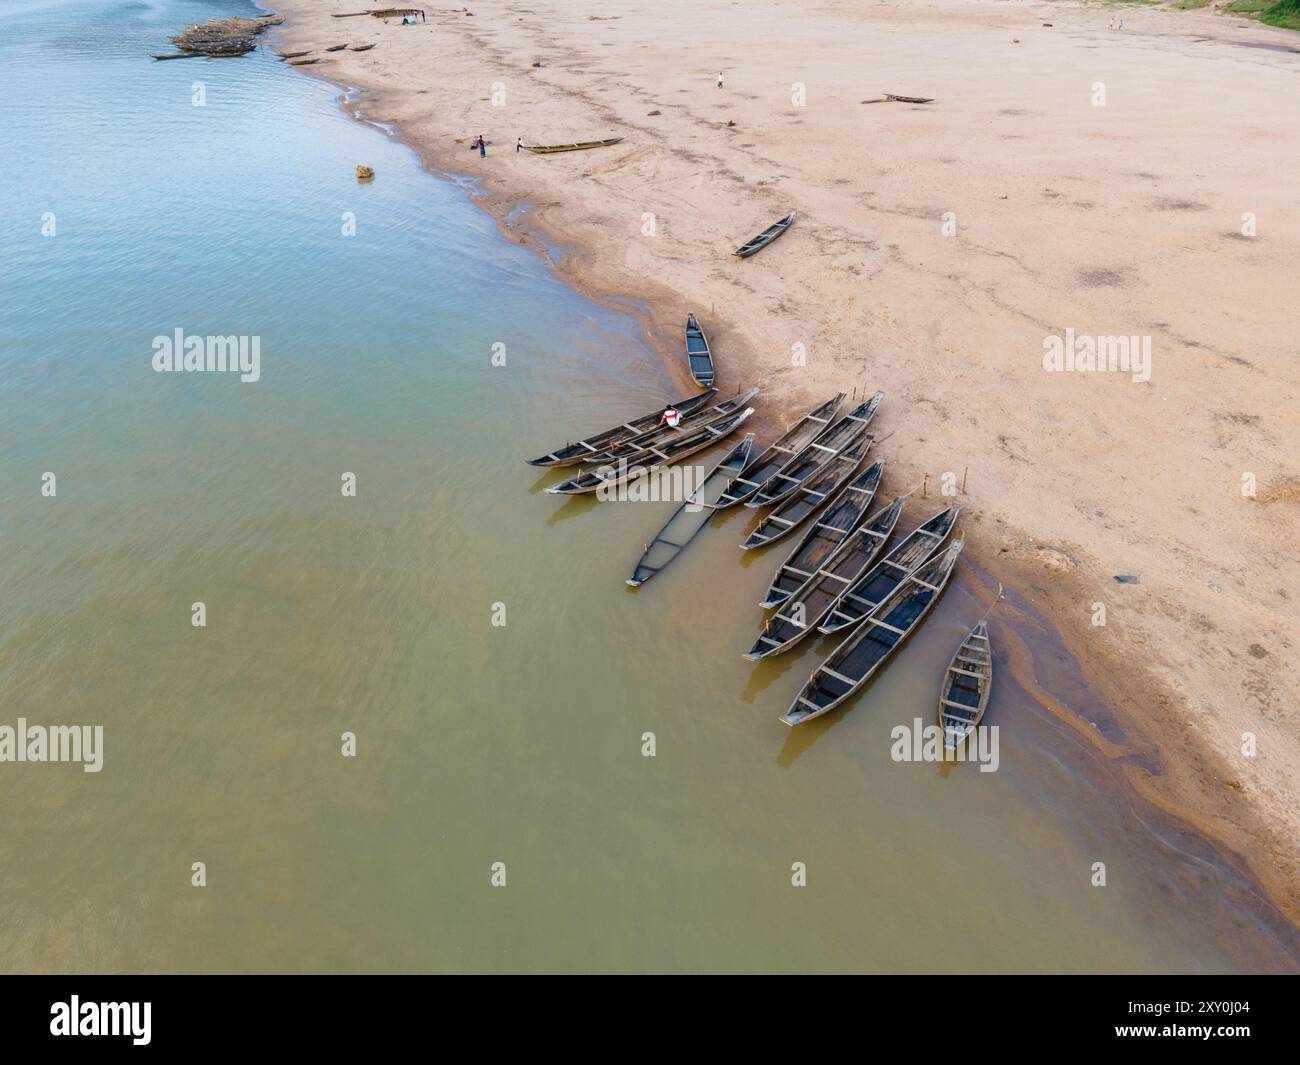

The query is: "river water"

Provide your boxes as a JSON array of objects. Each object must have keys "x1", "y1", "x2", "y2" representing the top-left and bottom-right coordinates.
[{"x1": 0, "y1": 0, "x2": 1294, "y2": 972}]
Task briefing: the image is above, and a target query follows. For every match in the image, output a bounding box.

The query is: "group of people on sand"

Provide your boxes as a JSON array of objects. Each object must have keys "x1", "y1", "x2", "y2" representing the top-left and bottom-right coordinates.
[{"x1": 471, "y1": 134, "x2": 526, "y2": 157}]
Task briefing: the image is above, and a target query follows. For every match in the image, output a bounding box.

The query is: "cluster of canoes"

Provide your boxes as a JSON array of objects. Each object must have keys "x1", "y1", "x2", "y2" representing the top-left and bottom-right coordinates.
[{"x1": 527, "y1": 318, "x2": 995, "y2": 745}]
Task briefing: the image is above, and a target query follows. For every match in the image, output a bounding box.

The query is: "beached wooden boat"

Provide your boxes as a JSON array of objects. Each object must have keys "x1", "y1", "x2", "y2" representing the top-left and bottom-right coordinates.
[
  {"x1": 525, "y1": 389, "x2": 716, "y2": 467},
  {"x1": 279, "y1": 50, "x2": 313, "y2": 59},
  {"x1": 626, "y1": 434, "x2": 754, "y2": 587},
  {"x1": 747, "y1": 391, "x2": 882, "y2": 509},
  {"x1": 885, "y1": 93, "x2": 934, "y2": 104},
  {"x1": 289, "y1": 58, "x2": 321, "y2": 65},
  {"x1": 350, "y1": 43, "x2": 376, "y2": 51},
  {"x1": 733, "y1": 211, "x2": 795, "y2": 258},
  {"x1": 740, "y1": 438, "x2": 871, "y2": 550},
  {"x1": 524, "y1": 138, "x2": 624, "y2": 154},
  {"x1": 152, "y1": 52, "x2": 205, "y2": 60},
  {"x1": 781, "y1": 537, "x2": 964, "y2": 726},
  {"x1": 715, "y1": 393, "x2": 843, "y2": 509},
  {"x1": 759, "y1": 459, "x2": 884, "y2": 608},
  {"x1": 939, "y1": 618, "x2": 992, "y2": 749},
  {"x1": 325, "y1": 44, "x2": 349, "y2": 52},
  {"x1": 586, "y1": 390, "x2": 751, "y2": 465},
  {"x1": 745, "y1": 492, "x2": 902, "y2": 661},
  {"x1": 547, "y1": 405, "x2": 756, "y2": 496},
  {"x1": 685, "y1": 313, "x2": 715, "y2": 388},
  {"x1": 818, "y1": 505, "x2": 960, "y2": 635}
]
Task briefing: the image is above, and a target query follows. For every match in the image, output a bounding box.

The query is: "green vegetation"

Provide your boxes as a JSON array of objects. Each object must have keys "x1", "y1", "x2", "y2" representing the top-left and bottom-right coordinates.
[
  {"x1": 1260, "y1": 0, "x2": 1300, "y2": 29},
  {"x1": 1226, "y1": 1, "x2": 1270, "y2": 13}
]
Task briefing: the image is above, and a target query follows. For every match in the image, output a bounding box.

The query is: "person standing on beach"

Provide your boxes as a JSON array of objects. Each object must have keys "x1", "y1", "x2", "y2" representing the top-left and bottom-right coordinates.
[
  {"x1": 717, "y1": 71, "x2": 723, "y2": 88},
  {"x1": 477, "y1": 134, "x2": 486, "y2": 158},
  {"x1": 516, "y1": 136, "x2": 523, "y2": 153}
]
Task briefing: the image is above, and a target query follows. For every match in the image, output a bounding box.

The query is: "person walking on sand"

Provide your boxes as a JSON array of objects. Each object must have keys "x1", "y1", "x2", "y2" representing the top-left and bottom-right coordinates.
[
  {"x1": 516, "y1": 136, "x2": 523, "y2": 153},
  {"x1": 717, "y1": 71, "x2": 723, "y2": 89},
  {"x1": 476, "y1": 134, "x2": 486, "y2": 158}
]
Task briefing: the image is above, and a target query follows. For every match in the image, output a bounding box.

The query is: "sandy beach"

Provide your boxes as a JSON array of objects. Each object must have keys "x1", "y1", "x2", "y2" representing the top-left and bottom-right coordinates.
[{"x1": 270, "y1": 0, "x2": 1300, "y2": 919}]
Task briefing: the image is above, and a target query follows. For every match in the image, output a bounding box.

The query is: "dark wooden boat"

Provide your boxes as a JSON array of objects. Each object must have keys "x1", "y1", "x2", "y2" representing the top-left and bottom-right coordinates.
[
  {"x1": 685, "y1": 313, "x2": 715, "y2": 388},
  {"x1": 818, "y1": 505, "x2": 960, "y2": 635},
  {"x1": 626, "y1": 434, "x2": 754, "y2": 587},
  {"x1": 759, "y1": 459, "x2": 884, "y2": 608},
  {"x1": 714, "y1": 393, "x2": 843, "y2": 509},
  {"x1": 525, "y1": 389, "x2": 716, "y2": 467},
  {"x1": 781, "y1": 537, "x2": 964, "y2": 726},
  {"x1": 325, "y1": 44, "x2": 349, "y2": 52},
  {"x1": 279, "y1": 50, "x2": 313, "y2": 59},
  {"x1": 289, "y1": 58, "x2": 321, "y2": 65},
  {"x1": 885, "y1": 93, "x2": 934, "y2": 104},
  {"x1": 733, "y1": 211, "x2": 795, "y2": 257},
  {"x1": 152, "y1": 52, "x2": 205, "y2": 60},
  {"x1": 745, "y1": 492, "x2": 902, "y2": 661},
  {"x1": 747, "y1": 391, "x2": 882, "y2": 509},
  {"x1": 547, "y1": 405, "x2": 756, "y2": 496},
  {"x1": 939, "y1": 618, "x2": 992, "y2": 749},
  {"x1": 740, "y1": 437, "x2": 870, "y2": 550},
  {"x1": 524, "y1": 138, "x2": 623, "y2": 154},
  {"x1": 350, "y1": 43, "x2": 376, "y2": 51},
  {"x1": 586, "y1": 389, "x2": 752, "y2": 465}
]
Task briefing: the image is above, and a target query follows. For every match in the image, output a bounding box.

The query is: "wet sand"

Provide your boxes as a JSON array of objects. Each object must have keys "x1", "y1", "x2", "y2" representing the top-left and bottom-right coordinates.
[{"x1": 268, "y1": 0, "x2": 1300, "y2": 922}]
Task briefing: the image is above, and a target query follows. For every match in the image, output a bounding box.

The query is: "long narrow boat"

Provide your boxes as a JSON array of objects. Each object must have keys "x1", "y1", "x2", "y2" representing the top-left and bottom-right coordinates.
[
  {"x1": 734, "y1": 211, "x2": 796, "y2": 257},
  {"x1": 525, "y1": 389, "x2": 716, "y2": 467},
  {"x1": 684, "y1": 314, "x2": 715, "y2": 388},
  {"x1": 714, "y1": 393, "x2": 844, "y2": 509},
  {"x1": 524, "y1": 137, "x2": 623, "y2": 154},
  {"x1": 818, "y1": 505, "x2": 960, "y2": 635},
  {"x1": 586, "y1": 389, "x2": 754, "y2": 465},
  {"x1": 759, "y1": 460, "x2": 884, "y2": 608},
  {"x1": 626, "y1": 434, "x2": 754, "y2": 587},
  {"x1": 740, "y1": 437, "x2": 870, "y2": 550},
  {"x1": 939, "y1": 619, "x2": 992, "y2": 749},
  {"x1": 745, "y1": 494, "x2": 903, "y2": 661},
  {"x1": 781, "y1": 538, "x2": 964, "y2": 726},
  {"x1": 747, "y1": 391, "x2": 882, "y2": 509},
  {"x1": 546, "y1": 405, "x2": 756, "y2": 496}
]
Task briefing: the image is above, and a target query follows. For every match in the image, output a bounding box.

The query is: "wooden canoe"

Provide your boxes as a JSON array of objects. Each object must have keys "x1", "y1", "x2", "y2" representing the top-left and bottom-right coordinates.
[
  {"x1": 740, "y1": 437, "x2": 871, "y2": 550},
  {"x1": 818, "y1": 505, "x2": 960, "y2": 635},
  {"x1": 525, "y1": 389, "x2": 716, "y2": 467},
  {"x1": 759, "y1": 459, "x2": 884, "y2": 608},
  {"x1": 733, "y1": 210, "x2": 795, "y2": 257},
  {"x1": 325, "y1": 44, "x2": 349, "y2": 52},
  {"x1": 685, "y1": 313, "x2": 715, "y2": 388},
  {"x1": 745, "y1": 492, "x2": 902, "y2": 661},
  {"x1": 714, "y1": 393, "x2": 844, "y2": 509},
  {"x1": 885, "y1": 93, "x2": 934, "y2": 104},
  {"x1": 587, "y1": 389, "x2": 756, "y2": 465},
  {"x1": 152, "y1": 52, "x2": 204, "y2": 60},
  {"x1": 350, "y1": 43, "x2": 376, "y2": 51},
  {"x1": 524, "y1": 137, "x2": 623, "y2": 154},
  {"x1": 547, "y1": 404, "x2": 757, "y2": 496},
  {"x1": 939, "y1": 619, "x2": 992, "y2": 749},
  {"x1": 279, "y1": 50, "x2": 313, "y2": 59},
  {"x1": 289, "y1": 58, "x2": 321, "y2": 65},
  {"x1": 626, "y1": 434, "x2": 754, "y2": 587},
  {"x1": 747, "y1": 391, "x2": 882, "y2": 509},
  {"x1": 781, "y1": 537, "x2": 964, "y2": 726}
]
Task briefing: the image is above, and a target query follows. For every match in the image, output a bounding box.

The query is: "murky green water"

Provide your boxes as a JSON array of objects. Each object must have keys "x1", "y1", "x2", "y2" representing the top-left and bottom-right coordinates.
[{"x1": 0, "y1": 0, "x2": 1294, "y2": 972}]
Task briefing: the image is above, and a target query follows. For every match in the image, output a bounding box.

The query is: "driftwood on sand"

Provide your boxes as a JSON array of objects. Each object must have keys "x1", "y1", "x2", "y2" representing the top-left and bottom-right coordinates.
[{"x1": 160, "y1": 15, "x2": 283, "y2": 59}]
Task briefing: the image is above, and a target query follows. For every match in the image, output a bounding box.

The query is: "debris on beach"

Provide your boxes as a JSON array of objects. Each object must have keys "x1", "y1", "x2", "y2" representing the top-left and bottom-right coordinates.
[
  {"x1": 160, "y1": 14, "x2": 283, "y2": 59},
  {"x1": 356, "y1": 165, "x2": 375, "y2": 181},
  {"x1": 1113, "y1": 574, "x2": 1140, "y2": 584},
  {"x1": 647, "y1": 110, "x2": 661, "y2": 116}
]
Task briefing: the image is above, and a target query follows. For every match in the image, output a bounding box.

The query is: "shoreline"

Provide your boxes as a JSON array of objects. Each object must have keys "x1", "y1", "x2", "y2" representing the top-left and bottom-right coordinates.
[{"x1": 266, "y1": 0, "x2": 1300, "y2": 929}]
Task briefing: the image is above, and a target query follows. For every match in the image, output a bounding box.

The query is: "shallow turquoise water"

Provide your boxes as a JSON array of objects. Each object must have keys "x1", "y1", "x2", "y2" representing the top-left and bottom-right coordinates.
[{"x1": 0, "y1": 0, "x2": 1294, "y2": 972}]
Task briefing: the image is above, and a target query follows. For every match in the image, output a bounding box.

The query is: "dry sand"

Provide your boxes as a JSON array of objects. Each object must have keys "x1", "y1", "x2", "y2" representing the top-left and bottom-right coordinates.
[{"x1": 270, "y1": 0, "x2": 1300, "y2": 920}]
